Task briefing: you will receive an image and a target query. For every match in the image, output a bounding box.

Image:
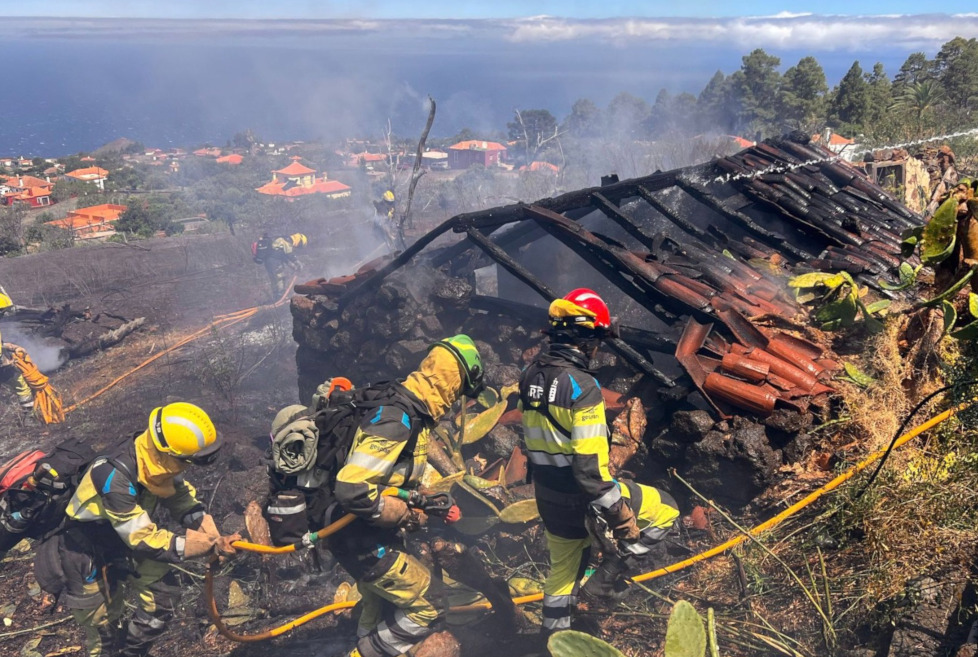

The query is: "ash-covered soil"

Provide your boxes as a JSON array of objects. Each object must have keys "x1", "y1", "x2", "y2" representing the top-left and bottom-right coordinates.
[{"x1": 0, "y1": 223, "x2": 392, "y2": 657}]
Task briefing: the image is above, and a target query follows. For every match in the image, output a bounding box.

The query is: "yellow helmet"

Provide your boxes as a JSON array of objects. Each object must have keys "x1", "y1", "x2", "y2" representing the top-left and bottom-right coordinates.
[
  {"x1": 148, "y1": 402, "x2": 221, "y2": 464},
  {"x1": 382, "y1": 190, "x2": 395, "y2": 203},
  {"x1": 0, "y1": 292, "x2": 13, "y2": 313},
  {"x1": 290, "y1": 233, "x2": 308, "y2": 248}
]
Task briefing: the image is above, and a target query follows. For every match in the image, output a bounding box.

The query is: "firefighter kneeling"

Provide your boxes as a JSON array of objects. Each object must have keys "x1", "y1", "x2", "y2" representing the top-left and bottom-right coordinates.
[
  {"x1": 330, "y1": 336, "x2": 482, "y2": 657},
  {"x1": 35, "y1": 403, "x2": 240, "y2": 657}
]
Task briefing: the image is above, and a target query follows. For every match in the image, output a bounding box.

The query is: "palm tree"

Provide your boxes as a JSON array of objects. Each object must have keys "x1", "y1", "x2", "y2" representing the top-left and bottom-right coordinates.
[{"x1": 890, "y1": 80, "x2": 947, "y2": 137}]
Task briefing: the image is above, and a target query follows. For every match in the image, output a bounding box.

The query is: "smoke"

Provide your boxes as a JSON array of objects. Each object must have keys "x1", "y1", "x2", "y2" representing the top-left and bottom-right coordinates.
[{"x1": 0, "y1": 322, "x2": 68, "y2": 373}]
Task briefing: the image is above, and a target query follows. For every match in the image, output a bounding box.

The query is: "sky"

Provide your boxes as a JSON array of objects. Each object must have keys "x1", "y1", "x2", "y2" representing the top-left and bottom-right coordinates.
[
  {"x1": 3, "y1": 0, "x2": 978, "y2": 19},
  {"x1": 3, "y1": 2, "x2": 978, "y2": 154}
]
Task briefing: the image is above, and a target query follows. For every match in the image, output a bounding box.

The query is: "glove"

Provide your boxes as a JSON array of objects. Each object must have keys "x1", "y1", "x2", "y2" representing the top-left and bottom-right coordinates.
[
  {"x1": 604, "y1": 500, "x2": 640, "y2": 544},
  {"x1": 199, "y1": 514, "x2": 220, "y2": 539},
  {"x1": 403, "y1": 509, "x2": 428, "y2": 533},
  {"x1": 215, "y1": 533, "x2": 242, "y2": 557},
  {"x1": 183, "y1": 529, "x2": 218, "y2": 559},
  {"x1": 372, "y1": 496, "x2": 412, "y2": 528}
]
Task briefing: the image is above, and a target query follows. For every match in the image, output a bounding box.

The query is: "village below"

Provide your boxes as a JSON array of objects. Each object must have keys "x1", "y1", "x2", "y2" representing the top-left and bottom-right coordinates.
[{"x1": 4, "y1": 36, "x2": 978, "y2": 657}]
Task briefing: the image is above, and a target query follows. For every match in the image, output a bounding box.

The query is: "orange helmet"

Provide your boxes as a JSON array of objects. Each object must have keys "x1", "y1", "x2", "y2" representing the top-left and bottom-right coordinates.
[{"x1": 548, "y1": 288, "x2": 612, "y2": 335}]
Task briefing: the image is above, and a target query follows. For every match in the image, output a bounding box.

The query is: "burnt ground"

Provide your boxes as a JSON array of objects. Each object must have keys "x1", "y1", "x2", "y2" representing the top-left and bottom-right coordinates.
[{"x1": 0, "y1": 217, "x2": 403, "y2": 657}]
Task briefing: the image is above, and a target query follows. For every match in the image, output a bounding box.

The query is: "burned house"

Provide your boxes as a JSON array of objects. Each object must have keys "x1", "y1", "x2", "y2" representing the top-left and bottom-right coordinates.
[{"x1": 290, "y1": 132, "x2": 921, "y2": 505}]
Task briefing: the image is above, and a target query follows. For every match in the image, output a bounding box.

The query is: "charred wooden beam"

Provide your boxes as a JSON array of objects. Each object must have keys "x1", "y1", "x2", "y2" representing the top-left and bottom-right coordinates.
[
  {"x1": 676, "y1": 179, "x2": 813, "y2": 261},
  {"x1": 452, "y1": 165, "x2": 701, "y2": 232},
  {"x1": 469, "y1": 295, "x2": 677, "y2": 354},
  {"x1": 524, "y1": 204, "x2": 716, "y2": 323},
  {"x1": 338, "y1": 216, "x2": 459, "y2": 307},
  {"x1": 464, "y1": 227, "x2": 556, "y2": 300},
  {"x1": 635, "y1": 185, "x2": 711, "y2": 244},
  {"x1": 589, "y1": 192, "x2": 657, "y2": 251}
]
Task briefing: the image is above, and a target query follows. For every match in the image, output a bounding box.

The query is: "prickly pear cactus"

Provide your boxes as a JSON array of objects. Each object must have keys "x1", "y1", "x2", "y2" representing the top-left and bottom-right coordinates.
[
  {"x1": 664, "y1": 600, "x2": 707, "y2": 657},
  {"x1": 547, "y1": 630, "x2": 625, "y2": 657}
]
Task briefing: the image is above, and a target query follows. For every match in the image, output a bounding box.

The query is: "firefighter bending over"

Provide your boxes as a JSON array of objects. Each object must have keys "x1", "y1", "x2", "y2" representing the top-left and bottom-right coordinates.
[
  {"x1": 331, "y1": 336, "x2": 483, "y2": 657},
  {"x1": 35, "y1": 403, "x2": 240, "y2": 657},
  {"x1": 519, "y1": 289, "x2": 680, "y2": 634},
  {"x1": 0, "y1": 326, "x2": 63, "y2": 423},
  {"x1": 253, "y1": 232, "x2": 308, "y2": 297}
]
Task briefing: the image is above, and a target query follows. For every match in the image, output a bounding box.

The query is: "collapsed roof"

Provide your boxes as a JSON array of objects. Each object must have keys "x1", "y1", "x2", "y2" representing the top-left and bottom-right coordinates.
[{"x1": 296, "y1": 132, "x2": 922, "y2": 417}]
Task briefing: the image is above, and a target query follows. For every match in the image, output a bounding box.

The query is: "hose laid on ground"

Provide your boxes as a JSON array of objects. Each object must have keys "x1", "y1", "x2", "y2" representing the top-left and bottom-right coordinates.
[
  {"x1": 64, "y1": 276, "x2": 297, "y2": 414},
  {"x1": 207, "y1": 396, "x2": 977, "y2": 640}
]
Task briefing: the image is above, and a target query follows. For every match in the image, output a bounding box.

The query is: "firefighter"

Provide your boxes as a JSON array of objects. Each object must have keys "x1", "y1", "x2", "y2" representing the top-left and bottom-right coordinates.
[
  {"x1": 375, "y1": 190, "x2": 395, "y2": 221},
  {"x1": 330, "y1": 335, "x2": 483, "y2": 657},
  {"x1": 0, "y1": 328, "x2": 37, "y2": 417},
  {"x1": 35, "y1": 402, "x2": 240, "y2": 657},
  {"x1": 519, "y1": 289, "x2": 680, "y2": 633},
  {"x1": 254, "y1": 232, "x2": 307, "y2": 297}
]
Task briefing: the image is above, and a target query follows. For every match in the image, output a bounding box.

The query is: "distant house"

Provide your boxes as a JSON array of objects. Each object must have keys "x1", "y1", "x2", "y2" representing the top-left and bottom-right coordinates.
[
  {"x1": 47, "y1": 203, "x2": 126, "y2": 239},
  {"x1": 1, "y1": 175, "x2": 55, "y2": 207},
  {"x1": 255, "y1": 157, "x2": 351, "y2": 200},
  {"x1": 346, "y1": 152, "x2": 387, "y2": 170},
  {"x1": 448, "y1": 140, "x2": 507, "y2": 169},
  {"x1": 65, "y1": 166, "x2": 109, "y2": 191},
  {"x1": 216, "y1": 154, "x2": 244, "y2": 165},
  {"x1": 811, "y1": 130, "x2": 856, "y2": 160},
  {"x1": 193, "y1": 147, "x2": 222, "y2": 158}
]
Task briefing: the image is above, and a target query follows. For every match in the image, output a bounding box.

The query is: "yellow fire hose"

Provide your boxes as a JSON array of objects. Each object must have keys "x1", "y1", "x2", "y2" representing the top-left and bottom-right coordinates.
[
  {"x1": 64, "y1": 276, "x2": 297, "y2": 414},
  {"x1": 205, "y1": 399, "x2": 975, "y2": 641}
]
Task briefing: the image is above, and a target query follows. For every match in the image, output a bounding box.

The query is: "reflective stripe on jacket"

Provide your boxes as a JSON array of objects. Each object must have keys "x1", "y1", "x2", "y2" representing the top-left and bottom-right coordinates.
[
  {"x1": 66, "y1": 438, "x2": 203, "y2": 563},
  {"x1": 519, "y1": 343, "x2": 619, "y2": 511},
  {"x1": 334, "y1": 405, "x2": 428, "y2": 519}
]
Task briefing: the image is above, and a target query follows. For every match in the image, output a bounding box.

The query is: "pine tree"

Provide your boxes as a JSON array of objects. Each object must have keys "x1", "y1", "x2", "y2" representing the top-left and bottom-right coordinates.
[
  {"x1": 780, "y1": 56, "x2": 828, "y2": 132},
  {"x1": 829, "y1": 61, "x2": 870, "y2": 135}
]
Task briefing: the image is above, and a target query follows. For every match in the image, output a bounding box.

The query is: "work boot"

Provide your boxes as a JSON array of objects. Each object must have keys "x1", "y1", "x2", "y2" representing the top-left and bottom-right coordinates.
[{"x1": 579, "y1": 555, "x2": 630, "y2": 606}]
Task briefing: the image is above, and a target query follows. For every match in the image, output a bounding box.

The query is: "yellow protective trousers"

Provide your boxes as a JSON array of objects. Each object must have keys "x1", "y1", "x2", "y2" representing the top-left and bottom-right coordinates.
[
  {"x1": 351, "y1": 551, "x2": 439, "y2": 657},
  {"x1": 538, "y1": 480, "x2": 679, "y2": 632}
]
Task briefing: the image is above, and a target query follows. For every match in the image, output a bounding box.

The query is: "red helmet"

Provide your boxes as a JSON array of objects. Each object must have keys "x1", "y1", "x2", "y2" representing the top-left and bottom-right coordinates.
[{"x1": 549, "y1": 288, "x2": 612, "y2": 333}]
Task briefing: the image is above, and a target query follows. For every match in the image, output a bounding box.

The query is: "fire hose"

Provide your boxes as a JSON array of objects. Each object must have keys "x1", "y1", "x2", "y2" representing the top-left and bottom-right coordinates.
[
  {"x1": 205, "y1": 395, "x2": 977, "y2": 641},
  {"x1": 64, "y1": 276, "x2": 297, "y2": 414}
]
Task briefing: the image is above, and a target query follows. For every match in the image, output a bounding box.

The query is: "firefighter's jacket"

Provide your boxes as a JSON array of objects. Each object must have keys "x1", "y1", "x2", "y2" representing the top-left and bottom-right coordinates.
[
  {"x1": 519, "y1": 343, "x2": 620, "y2": 513},
  {"x1": 65, "y1": 432, "x2": 204, "y2": 563},
  {"x1": 334, "y1": 346, "x2": 461, "y2": 521}
]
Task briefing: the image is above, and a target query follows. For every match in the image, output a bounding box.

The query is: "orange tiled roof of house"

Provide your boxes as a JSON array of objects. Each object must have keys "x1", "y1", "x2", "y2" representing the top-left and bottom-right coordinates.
[
  {"x1": 193, "y1": 147, "x2": 222, "y2": 158},
  {"x1": 449, "y1": 140, "x2": 507, "y2": 152},
  {"x1": 811, "y1": 132, "x2": 854, "y2": 146},
  {"x1": 216, "y1": 154, "x2": 244, "y2": 165},
  {"x1": 2, "y1": 175, "x2": 53, "y2": 190},
  {"x1": 274, "y1": 158, "x2": 317, "y2": 176},
  {"x1": 256, "y1": 178, "x2": 350, "y2": 197},
  {"x1": 11, "y1": 186, "x2": 52, "y2": 201},
  {"x1": 66, "y1": 203, "x2": 127, "y2": 221},
  {"x1": 47, "y1": 203, "x2": 125, "y2": 235},
  {"x1": 65, "y1": 166, "x2": 109, "y2": 180}
]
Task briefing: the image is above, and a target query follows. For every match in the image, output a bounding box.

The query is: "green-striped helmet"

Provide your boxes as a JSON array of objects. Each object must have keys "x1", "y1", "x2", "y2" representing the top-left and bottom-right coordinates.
[{"x1": 431, "y1": 334, "x2": 484, "y2": 396}]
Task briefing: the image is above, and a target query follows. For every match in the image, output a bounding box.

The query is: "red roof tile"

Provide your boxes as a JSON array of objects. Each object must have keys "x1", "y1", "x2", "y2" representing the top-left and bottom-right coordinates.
[
  {"x1": 65, "y1": 166, "x2": 109, "y2": 180},
  {"x1": 274, "y1": 158, "x2": 316, "y2": 176},
  {"x1": 449, "y1": 140, "x2": 507, "y2": 152}
]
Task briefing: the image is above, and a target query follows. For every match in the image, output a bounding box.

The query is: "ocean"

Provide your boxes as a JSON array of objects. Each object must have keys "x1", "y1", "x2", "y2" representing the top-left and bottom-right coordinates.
[{"x1": 0, "y1": 29, "x2": 915, "y2": 156}]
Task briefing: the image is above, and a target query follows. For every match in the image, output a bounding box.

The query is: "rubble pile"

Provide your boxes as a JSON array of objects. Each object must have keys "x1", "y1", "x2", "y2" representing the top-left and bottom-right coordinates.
[{"x1": 291, "y1": 132, "x2": 925, "y2": 505}]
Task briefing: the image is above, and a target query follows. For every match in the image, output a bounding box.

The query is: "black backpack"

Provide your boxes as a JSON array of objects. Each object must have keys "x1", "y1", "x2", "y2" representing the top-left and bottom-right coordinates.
[
  {"x1": 0, "y1": 437, "x2": 96, "y2": 555},
  {"x1": 263, "y1": 382, "x2": 424, "y2": 546}
]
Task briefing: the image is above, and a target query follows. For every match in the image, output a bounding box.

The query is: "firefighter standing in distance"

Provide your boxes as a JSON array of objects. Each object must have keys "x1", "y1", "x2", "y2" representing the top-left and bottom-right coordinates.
[
  {"x1": 36, "y1": 403, "x2": 241, "y2": 657},
  {"x1": 253, "y1": 232, "x2": 307, "y2": 298},
  {"x1": 331, "y1": 336, "x2": 483, "y2": 657},
  {"x1": 519, "y1": 289, "x2": 680, "y2": 634}
]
